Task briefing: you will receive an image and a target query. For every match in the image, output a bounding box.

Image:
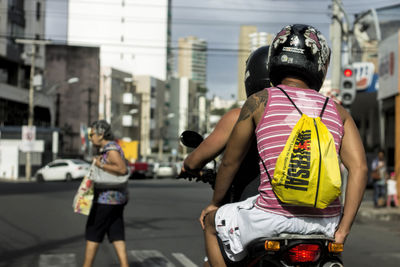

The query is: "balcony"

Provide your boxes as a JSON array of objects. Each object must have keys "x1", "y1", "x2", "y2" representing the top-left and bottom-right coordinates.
[
  {"x1": 123, "y1": 92, "x2": 133, "y2": 104},
  {"x1": 6, "y1": 40, "x2": 23, "y2": 63}
]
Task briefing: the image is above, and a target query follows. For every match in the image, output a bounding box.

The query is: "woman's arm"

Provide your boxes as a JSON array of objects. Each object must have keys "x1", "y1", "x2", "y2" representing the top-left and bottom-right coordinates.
[{"x1": 95, "y1": 150, "x2": 127, "y2": 176}]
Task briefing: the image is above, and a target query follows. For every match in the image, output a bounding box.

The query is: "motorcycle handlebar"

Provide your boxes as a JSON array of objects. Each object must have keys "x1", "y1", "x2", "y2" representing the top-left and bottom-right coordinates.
[{"x1": 177, "y1": 168, "x2": 216, "y2": 188}]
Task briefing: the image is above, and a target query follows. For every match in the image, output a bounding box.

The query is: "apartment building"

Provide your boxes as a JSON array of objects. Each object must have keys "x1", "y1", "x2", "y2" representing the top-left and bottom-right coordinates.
[{"x1": 237, "y1": 26, "x2": 273, "y2": 101}]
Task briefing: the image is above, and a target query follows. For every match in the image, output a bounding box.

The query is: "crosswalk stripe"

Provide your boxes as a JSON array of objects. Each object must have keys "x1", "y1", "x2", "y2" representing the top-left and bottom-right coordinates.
[
  {"x1": 129, "y1": 250, "x2": 175, "y2": 266},
  {"x1": 172, "y1": 253, "x2": 198, "y2": 267},
  {"x1": 39, "y1": 254, "x2": 76, "y2": 267}
]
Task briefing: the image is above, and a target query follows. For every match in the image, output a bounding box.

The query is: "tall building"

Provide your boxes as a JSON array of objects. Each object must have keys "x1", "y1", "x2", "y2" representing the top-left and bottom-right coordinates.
[
  {"x1": 0, "y1": 0, "x2": 51, "y2": 179},
  {"x1": 237, "y1": 26, "x2": 257, "y2": 101},
  {"x1": 167, "y1": 77, "x2": 197, "y2": 158},
  {"x1": 1, "y1": 0, "x2": 47, "y2": 126},
  {"x1": 249, "y1": 32, "x2": 274, "y2": 52},
  {"x1": 135, "y1": 75, "x2": 167, "y2": 160},
  {"x1": 45, "y1": 45, "x2": 100, "y2": 158},
  {"x1": 237, "y1": 26, "x2": 273, "y2": 101},
  {"x1": 178, "y1": 36, "x2": 207, "y2": 89},
  {"x1": 99, "y1": 67, "x2": 137, "y2": 141},
  {"x1": 45, "y1": 0, "x2": 169, "y2": 80}
]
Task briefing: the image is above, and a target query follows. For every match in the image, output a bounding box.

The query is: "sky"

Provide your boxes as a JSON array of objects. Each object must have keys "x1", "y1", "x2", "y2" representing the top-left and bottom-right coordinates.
[{"x1": 170, "y1": 0, "x2": 400, "y2": 99}]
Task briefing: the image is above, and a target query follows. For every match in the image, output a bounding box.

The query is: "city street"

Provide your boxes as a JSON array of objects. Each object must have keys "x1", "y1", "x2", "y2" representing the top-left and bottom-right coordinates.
[{"x1": 1, "y1": 178, "x2": 399, "y2": 267}]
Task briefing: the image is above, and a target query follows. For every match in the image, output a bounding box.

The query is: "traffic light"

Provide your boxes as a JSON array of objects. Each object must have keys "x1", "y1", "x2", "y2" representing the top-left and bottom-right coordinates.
[{"x1": 340, "y1": 65, "x2": 357, "y2": 106}]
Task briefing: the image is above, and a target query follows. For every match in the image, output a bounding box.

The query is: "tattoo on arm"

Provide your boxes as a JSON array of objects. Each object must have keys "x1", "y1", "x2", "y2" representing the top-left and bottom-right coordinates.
[{"x1": 238, "y1": 92, "x2": 268, "y2": 122}]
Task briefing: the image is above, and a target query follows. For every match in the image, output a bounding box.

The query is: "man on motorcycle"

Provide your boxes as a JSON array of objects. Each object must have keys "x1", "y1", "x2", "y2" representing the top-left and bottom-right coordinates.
[
  {"x1": 181, "y1": 45, "x2": 270, "y2": 203},
  {"x1": 199, "y1": 24, "x2": 368, "y2": 266}
]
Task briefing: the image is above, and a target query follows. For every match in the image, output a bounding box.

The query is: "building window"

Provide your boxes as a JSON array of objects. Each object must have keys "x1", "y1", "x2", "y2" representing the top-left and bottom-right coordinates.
[
  {"x1": 121, "y1": 35, "x2": 124, "y2": 42},
  {"x1": 35, "y1": 34, "x2": 40, "y2": 53},
  {"x1": 121, "y1": 17, "x2": 125, "y2": 23},
  {"x1": 36, "y1": 1, "x2": 41, "y2": 21}
]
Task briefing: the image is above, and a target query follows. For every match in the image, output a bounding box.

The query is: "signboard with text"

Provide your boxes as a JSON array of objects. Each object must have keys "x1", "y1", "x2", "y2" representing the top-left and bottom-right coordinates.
[
  {"x1": 353, "y1": 62, "x2": 376, "y2": 91},
  {"x1": 20, "y1": 126, "x2": 36, "y2": 152},
  {"x1": 378, "y1": 30, "x2": 399, "y2": 100}
]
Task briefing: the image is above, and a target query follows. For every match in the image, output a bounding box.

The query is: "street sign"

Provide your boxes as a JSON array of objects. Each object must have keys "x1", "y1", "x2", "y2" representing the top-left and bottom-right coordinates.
[
  {"x1": 21, "y1": 126, "x2": 36, "y2": 152},
  {"x1": 353, "y1": 62, "x2": 375, "y2": 91}
]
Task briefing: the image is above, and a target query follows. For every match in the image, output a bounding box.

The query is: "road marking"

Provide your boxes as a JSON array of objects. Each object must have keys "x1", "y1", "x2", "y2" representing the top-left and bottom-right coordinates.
[
  {"x1": 129, "y1": 250, "x2": 175, "y2": 266},
  {"x1": 39, "y1": 254, "x2": 76, "y2": 267},
  {"x1": 172, "y1": 253, "x2": 198, "y2": 267}
]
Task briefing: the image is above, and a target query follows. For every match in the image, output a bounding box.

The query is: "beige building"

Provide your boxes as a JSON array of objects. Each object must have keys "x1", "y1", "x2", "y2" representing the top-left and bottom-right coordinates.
[
  {"x1": 178, "y1": 36, "x2": 207, "y2": 89},
  {"x1": 167, "y1": 77, "x2": 207, "y2": 158},
  {"x1": 237, "y1": 26, "x2": 273, "y2": 101},
  {"x1": 135, "y1": 75, "x2": 167, "y2": 160},
  {"x1": 100, "y1": 72, "x2": 167, "y2": 161}
]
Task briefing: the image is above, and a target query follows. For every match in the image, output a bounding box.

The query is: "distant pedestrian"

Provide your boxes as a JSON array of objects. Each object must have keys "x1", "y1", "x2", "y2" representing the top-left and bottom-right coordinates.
[
  {"x1": 386, "y1": 172, "x2": 398, "y2": 208},
  {"x1": 371, "y1": 149, "x2": 387, "y2": 208},
  {"x1": 84, "y1": 120, "x2": 129, "y2": 267}
]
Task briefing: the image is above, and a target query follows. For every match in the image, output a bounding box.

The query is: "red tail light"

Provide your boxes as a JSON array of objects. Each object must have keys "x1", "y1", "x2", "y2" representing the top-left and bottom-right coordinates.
[{"x1": 285, "y1": 244, "x2": 321, "y2": 263}]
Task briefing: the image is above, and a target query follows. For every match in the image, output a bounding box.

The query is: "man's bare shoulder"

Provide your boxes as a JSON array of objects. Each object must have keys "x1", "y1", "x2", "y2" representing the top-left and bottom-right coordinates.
[
  {"x1": 238, "y1": 89, "x2": 268, "y2": 122},
  {"x1": 333, "y1": 101, "x2": 350, "y2": 124}
]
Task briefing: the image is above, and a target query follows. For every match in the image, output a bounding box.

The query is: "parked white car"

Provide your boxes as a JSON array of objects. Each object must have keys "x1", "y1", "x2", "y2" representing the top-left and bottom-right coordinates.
[
  {"x1": 35, "y1": 159, "x2": 90, "y2": 182},
  {"x1": 154, "y1": 162, "x2": 177, "y2": 178}
]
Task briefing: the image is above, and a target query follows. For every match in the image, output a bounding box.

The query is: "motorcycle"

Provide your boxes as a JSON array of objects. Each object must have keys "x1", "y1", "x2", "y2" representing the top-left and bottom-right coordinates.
[{"x1": 178, "y1": 130, "x2": 344, "y2": 267}]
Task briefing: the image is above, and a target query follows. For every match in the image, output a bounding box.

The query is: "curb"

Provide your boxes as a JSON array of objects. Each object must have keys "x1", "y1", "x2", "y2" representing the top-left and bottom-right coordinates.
[
  {"x1": 0, "y1": 177, "x2": 36, "y2": 183},
  {"x1": 356, "y1": 203, "x2": 400, "y2": 222}
]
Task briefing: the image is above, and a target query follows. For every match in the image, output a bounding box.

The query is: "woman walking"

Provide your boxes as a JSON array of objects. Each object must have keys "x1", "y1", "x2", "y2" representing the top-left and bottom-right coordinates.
[{"x1": 83, "y1": 120, "x2": 129, "y2": 267}]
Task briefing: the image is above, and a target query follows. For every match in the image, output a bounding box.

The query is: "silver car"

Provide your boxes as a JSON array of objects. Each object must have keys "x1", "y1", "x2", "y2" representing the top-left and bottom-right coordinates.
[
  {"x1": 35, "y1": 159, "x2": 90, "y2": 182},
  {"x1": 154, "y1": 162, "x2": 177, "y2": 179}
]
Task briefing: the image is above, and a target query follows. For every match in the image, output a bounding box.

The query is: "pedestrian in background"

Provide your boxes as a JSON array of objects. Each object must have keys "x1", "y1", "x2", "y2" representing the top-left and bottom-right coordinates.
[
  {"x1": 83, "y1": 120, "x2": 129, "y2": 267},
  {"x1": 386, "y1": 172, "x2": 398, "y2": 208},
  {"x1": 371, "y1": 149, "x2": 387, "y2": 208}
]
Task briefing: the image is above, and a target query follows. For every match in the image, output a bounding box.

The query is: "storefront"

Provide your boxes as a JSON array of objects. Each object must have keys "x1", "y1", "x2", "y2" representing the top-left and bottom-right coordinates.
[{"x1": 378, "y1": 30, "x2": 400, "y2": 194}]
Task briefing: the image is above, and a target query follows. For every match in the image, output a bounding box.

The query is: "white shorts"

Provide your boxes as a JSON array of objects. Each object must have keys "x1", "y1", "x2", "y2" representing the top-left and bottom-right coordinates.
[{"x1": 215, "y1": 195, "x2": 341, "y2": 261}]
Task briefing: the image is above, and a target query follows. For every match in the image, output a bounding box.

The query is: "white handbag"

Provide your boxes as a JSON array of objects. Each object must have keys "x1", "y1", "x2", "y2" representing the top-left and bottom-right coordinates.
[{"x1": 92, "y1": 165, "x2": 130, "y2": 189}]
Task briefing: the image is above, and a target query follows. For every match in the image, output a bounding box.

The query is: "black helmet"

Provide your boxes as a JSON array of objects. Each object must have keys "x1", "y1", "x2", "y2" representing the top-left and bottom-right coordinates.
[
  {"x1": 245, "y1": 45, "x2": 270, "y2": 97},
  {"x1": 267, "y1": 24, "x2": 330, "y2": 91}
]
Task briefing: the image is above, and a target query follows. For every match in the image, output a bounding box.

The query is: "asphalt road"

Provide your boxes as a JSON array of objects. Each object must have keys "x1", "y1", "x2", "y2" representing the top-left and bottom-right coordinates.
[{"x1": 0, "y1": 178, "x2": 399, "y2": 267}]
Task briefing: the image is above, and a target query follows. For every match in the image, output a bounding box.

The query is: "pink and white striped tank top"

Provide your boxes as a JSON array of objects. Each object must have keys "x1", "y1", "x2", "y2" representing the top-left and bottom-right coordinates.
[{"x1": 255, "y1": 85, "x2": 344, "y2": 217}]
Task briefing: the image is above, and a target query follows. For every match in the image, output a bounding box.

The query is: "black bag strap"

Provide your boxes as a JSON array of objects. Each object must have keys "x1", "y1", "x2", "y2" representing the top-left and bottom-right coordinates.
[
  {"x1": 276, "y1": 86, "x2": 302, "y2": 115},
  {"x1": 276, "y1": 86, "x2": 330, "y2": 119},
  {"x1": 259, "y1": 153, "x2": 272, "y2": 183},
  {"x1": 319, "y1": 97, "x2": 329, "y2": 118}
]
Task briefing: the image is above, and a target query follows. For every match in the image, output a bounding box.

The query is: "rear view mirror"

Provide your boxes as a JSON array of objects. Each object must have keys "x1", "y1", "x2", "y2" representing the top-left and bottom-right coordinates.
[{"x1": 180, "y1": 130, "x2": 204, "y2": 148}]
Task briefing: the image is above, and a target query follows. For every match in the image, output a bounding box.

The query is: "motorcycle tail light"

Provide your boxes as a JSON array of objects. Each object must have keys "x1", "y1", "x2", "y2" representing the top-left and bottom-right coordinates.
[
  {"x1": 264, "y1": 240, "x2": 280, "y2": 251},
  {"x1": 285, "y1": 244, "x2": 321, "y2": 263},
  {"x1": 328, "y1": 242, "x2": 344, "y2": 253}
]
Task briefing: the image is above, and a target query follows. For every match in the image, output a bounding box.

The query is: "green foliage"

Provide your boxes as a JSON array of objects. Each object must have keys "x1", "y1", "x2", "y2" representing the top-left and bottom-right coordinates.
[{"x1": 211, "y1": 108, "x2": 227, "y2": 116}]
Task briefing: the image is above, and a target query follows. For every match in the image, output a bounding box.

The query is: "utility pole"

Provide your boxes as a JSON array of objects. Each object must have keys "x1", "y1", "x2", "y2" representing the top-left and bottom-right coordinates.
[
  {"x1": 15, "y1": 39, "x2": 51, "y2": 181},
  {"x1": 87, "y1": 87, "x2": 94, "y2": 126},
  {"x1": 330, "y1": 0, "x2": 343, "y2": 93},
  {"x1": 158, "y1": 0, "x2": 173, "y2": 161}
]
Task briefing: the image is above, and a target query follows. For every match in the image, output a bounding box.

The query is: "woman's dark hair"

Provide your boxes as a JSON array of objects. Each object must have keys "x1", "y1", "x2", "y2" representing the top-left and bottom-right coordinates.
[{"x1": 91, "y1": 120, "x2": 115, "y2": 140}]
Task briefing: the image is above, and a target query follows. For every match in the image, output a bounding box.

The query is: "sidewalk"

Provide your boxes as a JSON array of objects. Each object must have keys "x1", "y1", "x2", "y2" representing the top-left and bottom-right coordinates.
[
  {"x1": 0, "y1": 177, "x2": 36, "y2": 183},
  {"x1": 357, "y1": 200, "x2": 400, "y2": 222}
]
